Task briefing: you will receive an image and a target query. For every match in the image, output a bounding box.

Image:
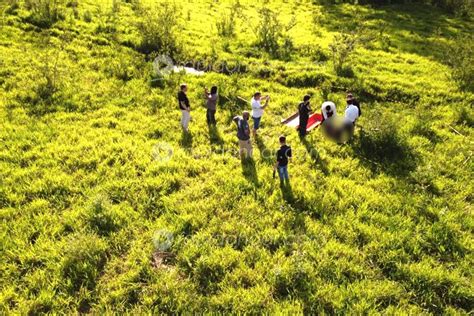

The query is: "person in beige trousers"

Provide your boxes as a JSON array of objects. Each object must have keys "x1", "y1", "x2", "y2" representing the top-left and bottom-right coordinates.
[{"x1": 233, "y1": 111, "x2": 253, "y2": 159}]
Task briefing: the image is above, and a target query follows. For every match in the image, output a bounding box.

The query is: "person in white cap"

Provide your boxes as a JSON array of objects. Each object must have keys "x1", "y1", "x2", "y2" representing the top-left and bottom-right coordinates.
[{"x1": 321, "y1": 101, "x2": 338, "y2": 139}]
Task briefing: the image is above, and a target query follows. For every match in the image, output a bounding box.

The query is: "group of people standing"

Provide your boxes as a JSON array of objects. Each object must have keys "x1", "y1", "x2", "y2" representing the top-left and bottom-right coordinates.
[
  {"x1": 298, "y1": 93, "x2": 361, "y2": 140},
  {"x1": 176, "y1": 84, "x2": 360, "y2": 183}
]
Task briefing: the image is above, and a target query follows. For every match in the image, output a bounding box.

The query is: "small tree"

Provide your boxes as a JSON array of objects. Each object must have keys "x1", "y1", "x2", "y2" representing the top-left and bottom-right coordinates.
[
  {"x1": 216, "y1": 1, "x2": 243, "y2": 37},
  {"x1": 254, "y1": 8, "x2": 296, "y2": 60},
  {"x1": 329, "y1": 31, "x2": 358, "y2": 76},
  {"x1": 136, "y1": 3, "x2": 181, "y2": 57}
]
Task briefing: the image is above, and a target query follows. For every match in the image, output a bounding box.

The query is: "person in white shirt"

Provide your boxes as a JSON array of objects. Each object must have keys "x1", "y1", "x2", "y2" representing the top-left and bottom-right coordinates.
[
  {"x1": 251, "y1": 92, "x2": 270, "y2": 136},
  {"x1": 344, "y1": 102, "x2": 360, "y2": 137},
  {"x1": 344, "y1": 104, "x2": 359, "y2": 124}
]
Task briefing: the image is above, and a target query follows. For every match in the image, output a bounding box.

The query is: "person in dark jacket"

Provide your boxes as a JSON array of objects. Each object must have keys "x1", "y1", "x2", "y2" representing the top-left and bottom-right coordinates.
[
  {"x1": 298, "y1": 95, "x2": 312, "y2": 138},
  {"x1": 204, "y1": 86, "x2": 218, "y2": 125}
]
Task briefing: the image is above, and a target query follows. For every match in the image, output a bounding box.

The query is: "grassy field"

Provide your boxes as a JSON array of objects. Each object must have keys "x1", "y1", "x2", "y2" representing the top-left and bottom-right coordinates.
[{"x1": 1, "y1": 0, "x2": 473, "y2": 314}]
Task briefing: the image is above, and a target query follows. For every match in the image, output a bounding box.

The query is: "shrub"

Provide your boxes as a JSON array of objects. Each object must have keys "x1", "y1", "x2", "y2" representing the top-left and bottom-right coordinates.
[
  {"x1": 298, "y1": 43, "x2": 329, "y2": 62},
  {"x1": 19, "y1": 51, "x2": 64, "y2": 115},
  {"x1": 136, "y1": 3, "x2": 181, "y2": 56},
  {"x1": 24, "y1": 0, "x2": 66, "y2": 28},
  {"x1": 353, "y1": 116, "x2": 416, "y2": 174},
  {"x1": 283, "y1": 71, "x2": 330, "y2": 88},
  {"x1": 83, "y1": 194, "x2": 122, "y2": 236},
  {"x1": 83, "y1": 10, "x2": 92, "y2": 22}
]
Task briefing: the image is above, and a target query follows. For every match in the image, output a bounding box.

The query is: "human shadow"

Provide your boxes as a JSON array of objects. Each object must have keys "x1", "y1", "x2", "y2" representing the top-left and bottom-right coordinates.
[
  {"x1": 279, "y1": 179, "x2": 295, "y2": 204},
  {"x1": 277, "y1": 179, "x2": 323, "y2": 220},
  {"x1": 241, "y1": 157, "x2": 259, "y2": 186},
  {"x1": 255, "y1": 135, "x2": 274, "y2": 165},
  {"x1": 208, "y1": 124, "x2": 224, "y2": 146},
  {"x1": 179, "y1": 130, "x2": 193, "y2": 150},
  {"x1": 301, "y1": 137, "x2": 329, "y2": 176}
]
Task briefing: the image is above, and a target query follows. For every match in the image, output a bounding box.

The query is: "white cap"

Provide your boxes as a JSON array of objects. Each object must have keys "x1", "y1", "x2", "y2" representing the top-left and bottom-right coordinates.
[{"x1": 321, "y1": 101, "x2": 337, "y2": 120}]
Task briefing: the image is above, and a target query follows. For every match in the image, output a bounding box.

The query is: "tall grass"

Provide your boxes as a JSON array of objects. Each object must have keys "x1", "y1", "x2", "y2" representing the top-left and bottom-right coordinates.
[{"x1": 0, "y1": 0, "x2": 473, "y2": 314}]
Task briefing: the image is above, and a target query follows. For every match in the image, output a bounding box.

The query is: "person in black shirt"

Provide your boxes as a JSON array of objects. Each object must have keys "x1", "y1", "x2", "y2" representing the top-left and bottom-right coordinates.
[
  {"x1": 178, "y1": 84, "x2": 191, "y2": 132},
  {"x1": 274, "y1": 135, "x2": 292, "y2": 183},
  {"x1": 298, "y1": 95, "x2": 312, "y2": 138}
]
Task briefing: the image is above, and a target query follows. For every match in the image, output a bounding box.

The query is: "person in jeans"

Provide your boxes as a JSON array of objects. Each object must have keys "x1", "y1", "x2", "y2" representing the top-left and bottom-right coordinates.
[
  {"x1": 233, "y1": 111, "x2": 252, "y2": 159},
  {"x1": 251, "y1": 92, "x2": 270, "y2": 136},
  {"x1": 204, "y1": 86, "x2": 218, "y2": 125},
  {"x1": 274, "y1": 135, "x2": 292, "y2": 183},
  {"x1": 298, "y1": 95, "x2": 312, "y2": 138},
  {"x1": 178, "y1": 84, "x2": 191, "y2": 132}
]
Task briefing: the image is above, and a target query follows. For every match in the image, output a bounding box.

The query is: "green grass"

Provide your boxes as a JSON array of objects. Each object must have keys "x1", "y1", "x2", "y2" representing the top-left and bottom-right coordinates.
[{"x1": 1, "y1": 0, "x2": 473, "y2": 314}]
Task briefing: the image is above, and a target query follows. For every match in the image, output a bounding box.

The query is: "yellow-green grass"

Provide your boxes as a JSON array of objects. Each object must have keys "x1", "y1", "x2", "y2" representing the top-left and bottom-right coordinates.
[{"x1": 0, "y1": 0, "x2": 473, "y2": 314}]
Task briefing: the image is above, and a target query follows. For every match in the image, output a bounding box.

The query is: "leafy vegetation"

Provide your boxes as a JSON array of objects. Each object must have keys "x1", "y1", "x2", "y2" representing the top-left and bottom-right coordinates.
[{"x1": 0, "y1": 0, "x2": 473, "y2": 314}]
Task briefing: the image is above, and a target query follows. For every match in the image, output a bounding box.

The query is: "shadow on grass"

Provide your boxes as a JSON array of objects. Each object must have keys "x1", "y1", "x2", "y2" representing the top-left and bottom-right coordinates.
[
  {"x1": 280, "y1": 180, "x2": 294, "y2": 204},
  {"x1": 179, "y1": 130, "x2": 193, "y2": 150},
  {"x1": 301, "y1": 137, "x2": 329, "y2": 176},
  {"x1": 277, "y1": 180, "x2": 323, "y2": 219},
  {"x1": 241, "y1": 157, "x2": 259, "y2": 186},
  {"x1": 350, "y1": 124, "x2": 418, "y2": 177},
  {"x1": 208, "y1": 124, "x2": 224, "y2": 146},
  {"x1": 256, "y1": 135, "x2": 274, "y2": 165},
  {"x1": 318, "y1": 4, "x2": 469, "y2": 64}
]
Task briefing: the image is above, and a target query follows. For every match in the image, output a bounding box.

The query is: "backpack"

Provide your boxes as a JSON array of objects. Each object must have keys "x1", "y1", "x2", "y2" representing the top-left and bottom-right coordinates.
[
  {"x1": 235, "y1": 117, "x2": 249, "y2": 140},
  {"x1": 353, "y1": 100, "x2": 362, "y2": 117}
]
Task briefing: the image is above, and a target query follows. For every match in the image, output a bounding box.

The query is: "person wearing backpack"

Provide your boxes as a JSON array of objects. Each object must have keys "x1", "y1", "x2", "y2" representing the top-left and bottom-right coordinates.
[
  {"x1": 233, "y1": 111, "x2": 252, "y2": 159},
  {"x1": 298, "y1": 95, "x2": 312, "y2": 138},
  {"x1": 274, "y1": 135, "x2": 292, "y2": 184}
]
